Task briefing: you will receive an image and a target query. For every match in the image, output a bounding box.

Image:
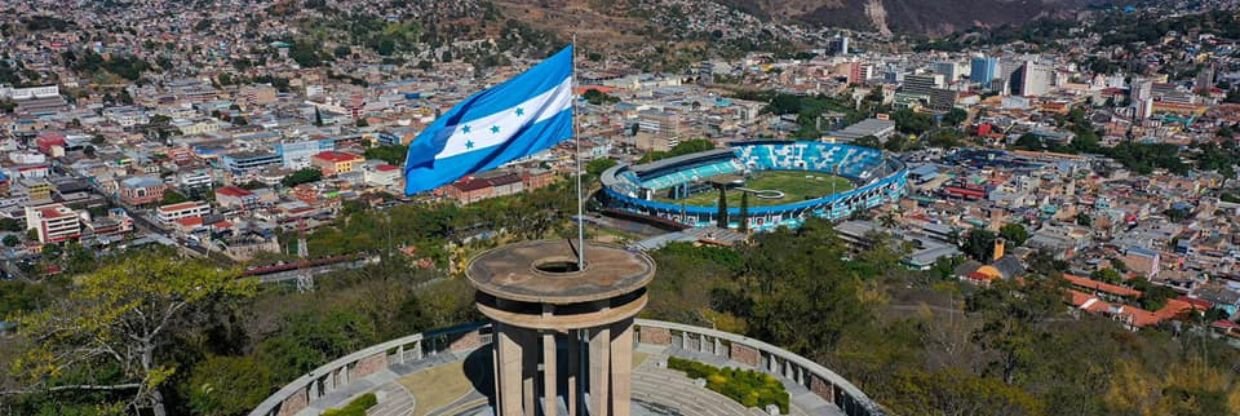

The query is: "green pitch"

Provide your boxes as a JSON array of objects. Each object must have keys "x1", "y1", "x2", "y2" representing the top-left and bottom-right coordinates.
[{"x1": 653, "y1": 171, "x2": 854, "y2": 207}]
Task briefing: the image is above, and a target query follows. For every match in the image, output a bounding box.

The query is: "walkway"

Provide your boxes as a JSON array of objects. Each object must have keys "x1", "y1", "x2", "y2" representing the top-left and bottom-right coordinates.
[{"x1": 299, "y1": 344, "x2": 845, "y2": 416}]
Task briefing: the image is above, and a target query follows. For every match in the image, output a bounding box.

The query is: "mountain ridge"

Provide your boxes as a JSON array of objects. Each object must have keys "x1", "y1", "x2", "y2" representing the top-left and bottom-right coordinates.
[{"x1": 731, "y1": 0, "x2": 1106, "y2": 36}]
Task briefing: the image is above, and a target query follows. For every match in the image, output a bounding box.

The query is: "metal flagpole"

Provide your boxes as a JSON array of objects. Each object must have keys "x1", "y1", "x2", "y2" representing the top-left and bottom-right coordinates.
[{"x1": 573, "y1": 35, "x2": 585, "y2": 268}]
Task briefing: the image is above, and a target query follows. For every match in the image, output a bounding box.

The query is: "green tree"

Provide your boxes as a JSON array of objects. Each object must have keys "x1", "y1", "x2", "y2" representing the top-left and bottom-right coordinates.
[
  {"x1": 12, "y1": 251, "x2": 257, "y2": 415},
  {"x1": 745, "y1": 219, "x2": 869, "y2": 355},
  {"x1": 333, "y1": 46, "x2": 351, "y2": 59},
  {"x1": 1090, "y1": 267, "x2": 1124, "y2": 284},
  {"x1": 961, "y1": 229, "x2": 998, "y2": 262},
  {"x1": 3, "y1": 234, "x2": 20, "y2": 247},
  {"x1": 586, "y1": 158, "x2": 618, "y2": 176},
  {"x1": 0, "y1": 279, "x2": 49, "y2": 319},
  {"x1": 161, "y1": 190, "x2": 190, "y2": 206},
  {"x1": 363, "y1": 145, "x2": 407, "y2": 165},
  {"x1": 257, "y1": 308, "x2": 378, "y2": 383},
  {"x1": 282, "y1": 168, "x2": 324, "y2": 187},
  {"x1": 1014, "y1": 133, "x2": 1043, "y2": 150},
  {"x1": 943, "y1": 108, "x2": 968, "y2": 126},
  {"x1": 582, "y1": 89, "x2": 620, "y2": 105},
  {"x1": 61, "y1": 241, "x2": 97, "y2": 275},
  {"x1": 999, "y1": 223, "x2": 1029, "y2": 247},
  {"x1": 892, "y1": 109, "x2": 934, "y2": 135},
  {"x1": 853, "y1": 135, "x2": 881, "y2": 149},
  {"x1": 0, "y1": 217, "x2": 21, "y2": 231},
  {"x1": 185, "y1": 355, "x2": 273, "y2": 416},
  {"x1": 967, "y1": 278, "x2": 1061, "y2": 385},
  {"x1": 884, "y1": 368, "x2": 1045, "y2": 415}
]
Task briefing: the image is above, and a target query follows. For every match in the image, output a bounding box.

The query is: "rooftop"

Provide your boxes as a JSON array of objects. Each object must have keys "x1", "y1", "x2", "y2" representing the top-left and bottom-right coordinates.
[
  {"x1": 466, "y1": 240, "x2": 655, "y2": 304},
  {"x1": 313, "y1": 150, "x2": 363, "y2": 163}
]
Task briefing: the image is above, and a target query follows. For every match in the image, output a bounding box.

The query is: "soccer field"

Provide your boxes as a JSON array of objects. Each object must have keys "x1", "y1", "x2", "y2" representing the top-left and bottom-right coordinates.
[{"x1": 654, "y1": 171, "x2": 855, "y2": 207}]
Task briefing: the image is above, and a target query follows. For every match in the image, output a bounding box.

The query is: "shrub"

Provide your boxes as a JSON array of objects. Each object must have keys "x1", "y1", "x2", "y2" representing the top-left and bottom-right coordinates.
[
  {"x1": 667, "y1": 357, "x2": 789, "y2": 413},
  {"x1": 322, "y1": 393, "x2": 377, "y2": 416}
]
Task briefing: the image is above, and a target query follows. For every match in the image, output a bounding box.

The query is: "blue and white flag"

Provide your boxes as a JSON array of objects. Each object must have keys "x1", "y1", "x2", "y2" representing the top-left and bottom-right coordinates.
[{"x1": 403, "y1": 45, "x2": 574, "y2": 195}]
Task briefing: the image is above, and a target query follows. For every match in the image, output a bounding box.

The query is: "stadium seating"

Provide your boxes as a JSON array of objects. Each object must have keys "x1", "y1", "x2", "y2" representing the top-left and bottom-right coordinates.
[
  {"x1": 635, "y1": 143, "x2": 886, "y2": 191},
  {"x1": 640, "y1": 160, "x2": 744, "y2": 190},
  {"x1": 603, "y1": 142, "x2": 907, "y2": 232}
]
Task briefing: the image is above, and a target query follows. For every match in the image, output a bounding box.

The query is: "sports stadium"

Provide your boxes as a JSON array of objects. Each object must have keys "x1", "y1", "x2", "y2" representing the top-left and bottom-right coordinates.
[{"x1": 601, "y1": 141, "x2": 909, "y2": 231}]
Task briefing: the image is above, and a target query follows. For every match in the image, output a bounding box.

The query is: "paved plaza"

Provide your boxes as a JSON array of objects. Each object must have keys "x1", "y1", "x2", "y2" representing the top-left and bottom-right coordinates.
[{"x1": 300, "y1": 343, "x2": 845, "y2": 416}]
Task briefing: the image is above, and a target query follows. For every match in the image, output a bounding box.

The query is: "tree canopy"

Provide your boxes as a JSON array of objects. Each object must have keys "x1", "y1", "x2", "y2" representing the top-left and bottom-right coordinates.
[{"x1": 10, "y1": 251, "x2": 256, "y2": 415}]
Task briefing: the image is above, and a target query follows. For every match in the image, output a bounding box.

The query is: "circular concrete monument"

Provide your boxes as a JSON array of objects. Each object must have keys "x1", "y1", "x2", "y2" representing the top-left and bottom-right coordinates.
[{"x1": 467, "y1": 239, "x2": 655, "y2": 416}]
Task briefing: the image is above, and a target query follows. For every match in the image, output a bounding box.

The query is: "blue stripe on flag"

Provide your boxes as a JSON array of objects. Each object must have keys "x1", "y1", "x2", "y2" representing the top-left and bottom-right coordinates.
[
  {"x1": 404, "y1": 109, "x2": 573, "y2": 194},
  {"x1": 402, "y1": 45, "x2": 575, "y2": 195}
]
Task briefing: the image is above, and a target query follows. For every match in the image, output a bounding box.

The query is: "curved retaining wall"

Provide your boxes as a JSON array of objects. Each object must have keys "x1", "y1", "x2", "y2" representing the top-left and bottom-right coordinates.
[{"x1": 249, "y1": 320, "x2": 886, "y2": 416}]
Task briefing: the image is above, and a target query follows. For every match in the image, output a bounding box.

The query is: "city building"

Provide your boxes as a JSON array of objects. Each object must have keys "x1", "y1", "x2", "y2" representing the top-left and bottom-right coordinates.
[
  {"x1": 311, "y1": 151, "x2": 365, "y2": 176},
  {"x1": 637, "y1": 109, "x2": 681, "y2": 140},
  {"x1": 828, "y1": 35, "x2": 850, "y2": 55},
  {"x1": 20, "y1": 178, "x2": 52, "y2": 202},
  {"x1": 970, "y1": 56, "x2": 1000, "y2": 84},
  {"x1": 214, "y1": 186, "x2": 261, "y2": 210},
  {"x1": 933, "y1": 61, "x2": 961, "y2": 82},
  {"x1": 1010, "y1": 60, "x2": 1051, "y2": 97},
  {"x1": 24, "y1": 203, "x2": 82, "y2": 244},
  {"x1": 825, "y1": 118, "x2": 898, "y2": 143},
  {"x1": 903, "y1": 73, "x2": 945, "y2": 96},
  {"x1": 275, "y1": 139, "x2": 337, "y2": 170},
  {"x1": 221, "y1": 151, "x2": 282, "y2": 173},
  {"x1": 446, "y1": 172, "x2": 524, "y2": 205},
  {"x1": 118, "y1": 176, "x2": 167, "y2": 206},
  {"x1": 157, "y1": 201, "x2": 211, "y2": 224},
  {"x1": 362, "y1": 163, "x2": 402, "y2": 187}
]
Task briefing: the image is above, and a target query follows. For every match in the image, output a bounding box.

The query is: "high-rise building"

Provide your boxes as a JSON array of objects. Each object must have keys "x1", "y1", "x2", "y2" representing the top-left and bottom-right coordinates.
[
  {"x1": 828, "y1": 35, "x2": 850, "y2": 55},
  {"x1": 903, "y1": 73, "x2": 944, "y2": 96},
  {"x1": 970, "y1": 56, "x2": 1000, "y2": 84},
  {"x1": 1009, "y1": 61, "x2": 1050, "y2": 97},
  {"x1": 1131, "y1": 78, "x2": 1153, "y2": 103},
  {"x1": 1196, "y1": 64, "x2": 1216, "y2": 94},
  {"x1": 1135, "y1": 97, "x2": 1154, "y2": 120},
  {"x1": 846, "y1": 62, "x2": 864, "y2": 85},
  {"x1": 933, "y1": 61, "x2": 961, "y2": 82}
]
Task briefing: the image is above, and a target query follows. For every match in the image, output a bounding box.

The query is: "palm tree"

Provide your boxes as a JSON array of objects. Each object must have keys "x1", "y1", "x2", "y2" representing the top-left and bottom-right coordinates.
[{"x1": 879, "y1": 211, "x2": 898, "y2": 228}]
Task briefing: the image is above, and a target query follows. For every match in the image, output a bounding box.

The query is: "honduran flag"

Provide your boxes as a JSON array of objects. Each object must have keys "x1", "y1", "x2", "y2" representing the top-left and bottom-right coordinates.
[{"x1": 403, "y1": 45, "x2": 574, "y2": 195}]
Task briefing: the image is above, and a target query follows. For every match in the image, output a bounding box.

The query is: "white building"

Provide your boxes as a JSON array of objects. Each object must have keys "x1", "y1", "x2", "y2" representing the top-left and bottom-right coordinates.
[
  {"x1": 362, "y1": 162, "x2": 402, "y2": 187},
  {"x1": 25, "y1": 203, "x2": 82, "y2": 244},
  {"x1": 156, "y1": 201, "x2": 211, "y2": 224},
  {"x1": 177, "y1": 169, "x2": 214, "y2": 190}
]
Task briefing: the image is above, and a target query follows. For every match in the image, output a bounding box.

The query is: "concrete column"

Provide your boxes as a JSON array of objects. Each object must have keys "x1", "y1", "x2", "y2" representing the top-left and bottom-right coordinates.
[
  {"x1": 522, "y1": 331, "x2": 538, "y2": 415},
  {"x1": 496, "y1": 325, "x2": 524, "y2": 416},
  {"x1": 567, "y1": 330, "x2": 579, "y2": 416},
  {"x1": 492, "y1": 338, "x2": 501, "y2": 413},
  {"x1": 542, "y1": 332, "x2": 557, "y2": 416},
  {"x1": 610, "y1": 320, "x2": 634, "y2": 416},
  {"x1": 588, "y1": 326, "x2": 611, "y2": 416}
]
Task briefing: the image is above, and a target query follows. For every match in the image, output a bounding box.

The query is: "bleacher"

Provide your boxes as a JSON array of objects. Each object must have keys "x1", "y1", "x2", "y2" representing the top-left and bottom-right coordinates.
[
  {"x1": 732, "y1": 142, "x2": 883, "y2": 178},
  {"x1": 640, "y1": 160, "x2": 743, "y2": 190},
  {"x1": 603, "y1": 141, "x2": 909, "y2": 232}
]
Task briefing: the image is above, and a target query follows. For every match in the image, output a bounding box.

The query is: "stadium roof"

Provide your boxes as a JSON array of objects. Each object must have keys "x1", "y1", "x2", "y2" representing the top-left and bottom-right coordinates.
[{"x1": 629, "y1": 149, "x2": 735, "y2": 176}]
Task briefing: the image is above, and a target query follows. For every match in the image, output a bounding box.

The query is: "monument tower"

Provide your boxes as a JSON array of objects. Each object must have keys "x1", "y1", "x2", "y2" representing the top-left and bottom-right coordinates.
[{"x1": 466, "y1": 239, "x2": 655, "y2": 416}]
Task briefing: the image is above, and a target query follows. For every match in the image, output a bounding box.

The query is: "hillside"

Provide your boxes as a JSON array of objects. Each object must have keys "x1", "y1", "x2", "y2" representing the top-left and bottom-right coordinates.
[
  {"x1": 723, "y1": 0, "x2": 1105, "y2": 36},
  {"x1": 491, "y1": 0, "x2": 1110, "y2": 49}
]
